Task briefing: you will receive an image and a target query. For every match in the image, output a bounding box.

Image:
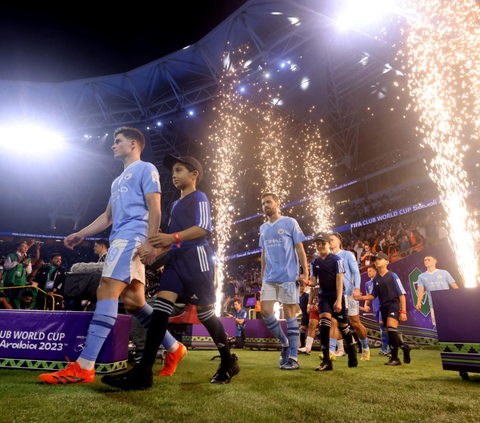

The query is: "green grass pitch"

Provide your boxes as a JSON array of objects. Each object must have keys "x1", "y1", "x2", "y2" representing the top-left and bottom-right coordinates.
[{"x1": 0, "y1": 348, "x2": 478, "y2": 423}]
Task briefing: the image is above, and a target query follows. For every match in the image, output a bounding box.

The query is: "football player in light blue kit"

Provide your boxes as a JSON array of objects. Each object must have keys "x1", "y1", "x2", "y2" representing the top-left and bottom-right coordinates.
[
  {"x1": 259, "y1": 193, "x2": 308, "y2": 370},
  {"x1": 39, "y1": 126, "x2": 180, "y2": 385},
  {"x1": 416, "y1": 255, "x2": 458, "y2": 325},
  {"x1": 330, "y1": 233, "x2": 370, "y2": 361}
]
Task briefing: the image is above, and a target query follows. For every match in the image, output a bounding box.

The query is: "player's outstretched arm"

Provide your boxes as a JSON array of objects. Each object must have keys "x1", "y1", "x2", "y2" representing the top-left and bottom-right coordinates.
[
  {"x1": 135, "y1": 192, "x2": 161, "y2": 265},
  {"x1": 361, "y1": 294, "x2": 376, "y2": 301},
  {"x1": 148, "y1": 225, "x2": 207, "y2": 249},
  {"x1": 64, "y1": 204, "x2": 113, "y2": 249}
]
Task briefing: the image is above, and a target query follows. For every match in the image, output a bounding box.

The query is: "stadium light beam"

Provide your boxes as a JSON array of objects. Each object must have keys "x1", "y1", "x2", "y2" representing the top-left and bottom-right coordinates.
[
  {"x1": 336, "y1": 0, "x2": 395, "y2": 31},
  {"x1": 0, "y1": 124, "x2": 64, "y2": 153}
]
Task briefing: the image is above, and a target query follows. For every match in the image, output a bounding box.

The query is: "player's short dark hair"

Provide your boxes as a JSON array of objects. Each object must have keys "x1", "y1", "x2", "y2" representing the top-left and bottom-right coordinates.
[
  {"x1": 95, "y1": 239, "x2": 110, "y2": 249},
  {"x1": 17, "y1": 240, "x2": 28, "y2": 247},
  {"x1": 113, "y1": 126, "x2": 145, "y2": 152},
  {"x1": 424, "y1": 255, "x2": 437, "y2": 260},
  {"x1": 261, "y1": 192, "x2": 279, "y2": 202},
  {"x1": 367, "y1": 264, "x2": 377, "y2": 270},
  {"x1": 50, "y1": 253, "x2": 61, "y2": 261},
  {"x1": 331, "y1": 232, "x2": 342, "y2": 244},
  {"x1": 22, "y1": 290, "x2": 33, "y2": 298},
  {"x1": 233, "y1": 299, "x2": 242, "y2": 305}
]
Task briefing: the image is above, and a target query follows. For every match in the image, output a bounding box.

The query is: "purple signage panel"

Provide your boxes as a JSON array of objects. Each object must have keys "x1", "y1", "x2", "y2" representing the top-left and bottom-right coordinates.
[
  {"x1": 0, "y1": 311, "x2": 131, "y2": 373},
  {"x1": 432, "y1": 287, "x2": 480, "y2": 375}
]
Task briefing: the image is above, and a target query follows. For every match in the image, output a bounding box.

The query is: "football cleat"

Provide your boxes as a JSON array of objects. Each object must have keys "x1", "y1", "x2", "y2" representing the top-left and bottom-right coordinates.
[
  {"x1": 280, "y1": 358, "x2": 300, "y2": 370},
  {"x1": 38, "y1": 359, "x2": 95, "y2": 385},
  {"x1": 210, "y1": 355, "x2": 240, "y2": 384},
  {"x1": 385, "y1": 358, "x2": 402, "y2": 366},
  {"x1": 402, "y1": 344, "x2": 412, "y2": 364},
  {"x1": 158, "y1": 342, "x2": 187, "y2": 376},
  {"x1": 347, "y1": 345, "x2": 358, "y2": 368},
  {"x1": 318, "y1": 350, "x2": 337, "y2": 361},
  {"x1": 101, "y1": 366, "x2": 153, "y2": 390},
  {"x1": 279, "y1": 346, "x2": 290, "y2": 366},
  {"x1": 361, "y1": 349, "x2": 371, "y2": 361},
  {"x1": 315, "y1": 361, "x2": 333, "y2": 371}
]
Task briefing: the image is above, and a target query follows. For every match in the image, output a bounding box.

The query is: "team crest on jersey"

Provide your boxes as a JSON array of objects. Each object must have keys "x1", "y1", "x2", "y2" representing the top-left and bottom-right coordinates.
[
  {"x1": 438, "y1": 275, "x2": 442, "y2": 279},
  {"x1": 408, "y1": 267, "x2": 431, "y2": 318},
  {"x1": 278, "y1": 228, "x2": 285, "y2": 235},
  {"x1": 124, "y1": 172, "x2": 133, "y2": 180}
]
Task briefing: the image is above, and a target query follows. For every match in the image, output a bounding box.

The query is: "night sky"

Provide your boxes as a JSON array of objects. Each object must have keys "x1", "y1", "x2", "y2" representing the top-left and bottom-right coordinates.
[{"x1": 0, "y1": 1, "x2": 248, "y2": 83}]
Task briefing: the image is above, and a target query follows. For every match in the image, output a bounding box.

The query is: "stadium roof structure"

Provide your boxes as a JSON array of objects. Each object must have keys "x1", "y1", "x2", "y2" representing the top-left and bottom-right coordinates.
[{"x1": 0, "y1": 0, "x2": 409, "y2": 230}]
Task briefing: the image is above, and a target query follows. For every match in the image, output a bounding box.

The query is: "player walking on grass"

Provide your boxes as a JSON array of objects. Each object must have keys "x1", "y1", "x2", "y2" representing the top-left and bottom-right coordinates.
[
  {"x1": 102, "y1": 154, "x2": 239, "y2": 389},
  {"x1": 361, "y1": 252, "x2": 411, "y2": 366},
  {"x1": 310, "y1": 232, "x2": 357, "y2": 371},
  {"x1": 38, "y1": 127, "x2": 185, "y2": 385},
  {"x1": 330, "y1": 232, "x2": 370, "y2": 361},
  {"x1": 259, "y1": 193, "x2": 308, "y2": 370},
  {"x1": 364, "y1": 265, "x2": 391, "y2": 355}
]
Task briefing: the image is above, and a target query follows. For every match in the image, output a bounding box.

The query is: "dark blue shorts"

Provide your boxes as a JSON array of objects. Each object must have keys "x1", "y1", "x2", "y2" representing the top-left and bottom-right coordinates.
[
  {"x1": 318, "y1": 294, "x2": 349, "y2": 325},
  {"x1": 159, "y1": 245, "x2": 215, "y2": 306},
  {"x1": 380, "y1": 301, "x2": 400, "y2": 324},
  {"x1": 300, "y1": 312, "x2": 309, "y2": 327}
]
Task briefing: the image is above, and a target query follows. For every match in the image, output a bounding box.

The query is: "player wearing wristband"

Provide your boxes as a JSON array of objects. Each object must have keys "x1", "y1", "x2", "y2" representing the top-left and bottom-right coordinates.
[
  {"x1": 361, "y1": 252, "x2": 411, "y2": 366},
  {"x1": 102, "y1": 154, "x2": 239, "y2": 389}
]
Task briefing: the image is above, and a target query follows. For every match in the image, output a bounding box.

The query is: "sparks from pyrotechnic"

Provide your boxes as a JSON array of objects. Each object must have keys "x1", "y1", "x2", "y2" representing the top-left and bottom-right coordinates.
[
  {"x1": 209, "y1": 46, "x2": 251, "y2": 315},
  {"x1": 403, "y1": 0, "x2": 480, "y2": 287}
]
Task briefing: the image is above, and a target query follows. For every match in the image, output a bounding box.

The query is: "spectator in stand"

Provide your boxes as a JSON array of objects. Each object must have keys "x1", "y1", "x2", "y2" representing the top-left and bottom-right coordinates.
[
  {"x1": 353, "y1": 240, "x2": 364, "y2": 264},
  {"x1": 0, "y1": 291, "x2": 12, "y2": 309},
  {"x1": 3, "y1": 241, "x2": 33, "y2": 304},
  {"x1": 360, "y1": 241, "x2": 375, "y2": 268},
  {"x1": 397, "y1": 230, "x2": 411, "y2": 253},
  {"x1": 14, "y1": 289, "x2": 35, "y2": 310},
  {"x1": 372, "y1": 236, "x2": 383, "y2": 254},
  {"x1": 94, "y1": 239, "x2": 109, "y2": 263},
  {"x1": 35, "y1": 253, "x2": 67, "y2": 310},
  {"x1": 424, "y1": 216, "x2": 439, "y2": 246},
  {"x1": 410, "y1": 230, "x2": 425, "y2": 253}
]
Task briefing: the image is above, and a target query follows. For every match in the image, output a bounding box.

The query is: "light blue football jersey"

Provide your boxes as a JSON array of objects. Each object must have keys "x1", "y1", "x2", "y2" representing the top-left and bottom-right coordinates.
[
  {"x1": 417, "y1": 269, "x2": 456, "y2": 307},
  {"x1": 335, "y1": 249, "x2": 361, "y2": 296},
  {"x1": 259, "y1": 216, "x2": 306, "y2": 284},
  {"x1": 108, "y1": 160, "x2": 161, "y2": 243}
]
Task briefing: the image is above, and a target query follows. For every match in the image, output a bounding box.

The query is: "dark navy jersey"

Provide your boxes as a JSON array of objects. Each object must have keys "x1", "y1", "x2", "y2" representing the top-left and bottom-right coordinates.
[
  {"x1": 370, "y1": 271, "x2": 406, "y2": 306},
  {"x1": 310, "y1": 253, "x2": 345, "y2": 296},
  {"x1": 299, "y1": 292, "x2": 309, "y2": 315},
  {"x1": 168, "y1": 190, "x2": 211, "y2": 249}
]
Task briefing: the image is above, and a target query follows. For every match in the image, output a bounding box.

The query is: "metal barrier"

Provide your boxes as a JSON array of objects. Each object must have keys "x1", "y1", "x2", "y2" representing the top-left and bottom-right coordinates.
[{"x1": 0, "y1": 285, "x2": 64, "y2": 310}]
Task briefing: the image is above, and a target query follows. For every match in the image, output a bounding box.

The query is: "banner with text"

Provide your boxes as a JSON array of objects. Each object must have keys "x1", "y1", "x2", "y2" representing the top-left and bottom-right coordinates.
[{"x1": 0, "y1": 311, "x2": 130, "y2": 372}]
